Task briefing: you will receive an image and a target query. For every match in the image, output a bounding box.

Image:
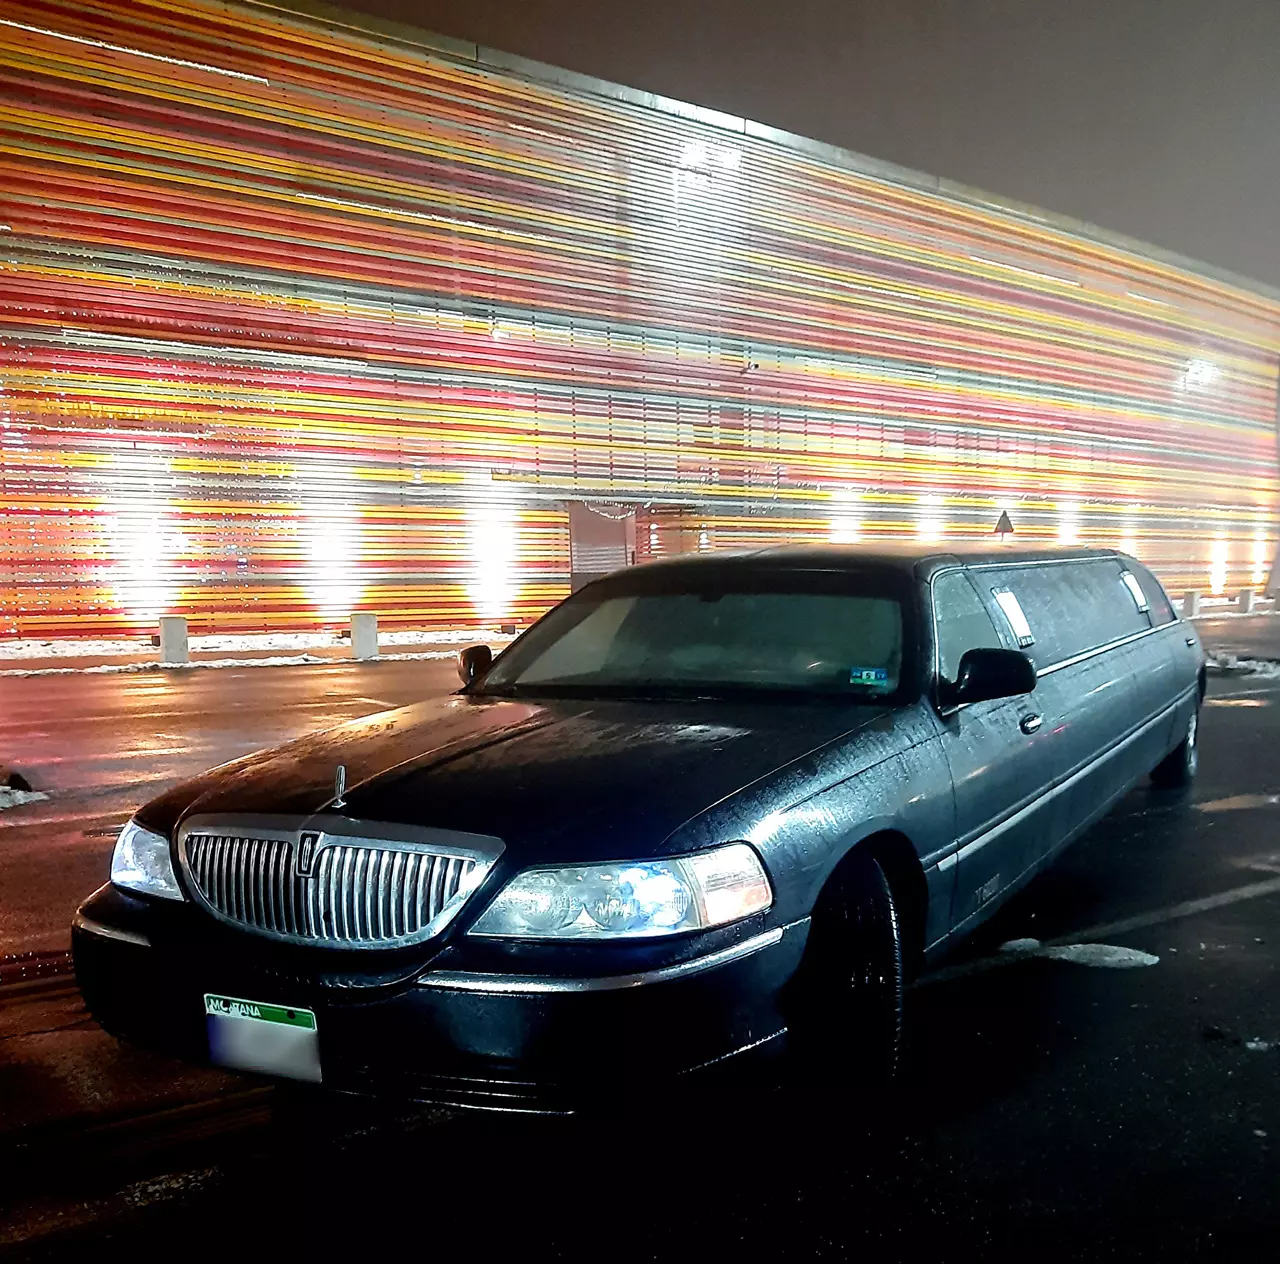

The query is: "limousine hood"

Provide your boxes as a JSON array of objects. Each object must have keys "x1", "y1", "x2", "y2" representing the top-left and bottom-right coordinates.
[{"x1": 142, "y1": 693, "x2": 888, "y2": 863}]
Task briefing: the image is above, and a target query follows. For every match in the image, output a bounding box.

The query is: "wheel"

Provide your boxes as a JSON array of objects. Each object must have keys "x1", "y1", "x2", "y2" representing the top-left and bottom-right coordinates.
[
  {"x1": 786, "y1": 850, "x2": 905, "y2": 1106},
  {"x1": 1151, "y1": 706, "x2": 1199, "y2": 788}
]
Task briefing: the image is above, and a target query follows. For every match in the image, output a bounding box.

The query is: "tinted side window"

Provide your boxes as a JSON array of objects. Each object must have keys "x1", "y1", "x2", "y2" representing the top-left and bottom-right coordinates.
[
  {"x1": 1128, "y1": 561, "x2": 1176, "y2": 624},
  {"x1": 977, "y1": 561, "x2": 1150, "y2": 668},
  {"x1": 933, "y1": 571, "x2": 1004, "y2": 681}
]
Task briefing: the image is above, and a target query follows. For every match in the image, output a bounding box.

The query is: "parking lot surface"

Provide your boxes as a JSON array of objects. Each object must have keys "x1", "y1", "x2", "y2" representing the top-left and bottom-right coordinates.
[{"x1": 2, "y1": 650, "x2": 1279, "y2": 1257}]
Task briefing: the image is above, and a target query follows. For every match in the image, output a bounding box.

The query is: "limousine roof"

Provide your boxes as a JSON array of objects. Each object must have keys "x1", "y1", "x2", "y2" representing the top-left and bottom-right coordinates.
[{"x1": 628, "y1": 543, "x2": 1131, "y2": 582}]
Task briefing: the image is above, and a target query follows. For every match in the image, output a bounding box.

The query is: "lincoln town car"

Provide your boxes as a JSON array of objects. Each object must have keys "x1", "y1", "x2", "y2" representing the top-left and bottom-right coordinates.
[{"x1": 73, "y1": 546, "x2": 1204, "y2": 1110}]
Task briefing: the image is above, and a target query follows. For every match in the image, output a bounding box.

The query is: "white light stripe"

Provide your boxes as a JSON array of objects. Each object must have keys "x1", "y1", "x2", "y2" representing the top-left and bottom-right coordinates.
[
  {"x1": 968, "y1": 255, "x2": 1082, "y2": 286},
  {"x1": 295, "y1": 191, "x2": 458, "y2": 223},
  {"x1": 0, "y1": 17, "x2": 270, "y2": 84}
]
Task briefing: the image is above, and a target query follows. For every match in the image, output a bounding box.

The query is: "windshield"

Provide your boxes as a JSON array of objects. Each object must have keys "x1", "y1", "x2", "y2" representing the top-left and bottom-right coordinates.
[{"x1": 479, "y1": 570, "x2": 910, "y2": 700}]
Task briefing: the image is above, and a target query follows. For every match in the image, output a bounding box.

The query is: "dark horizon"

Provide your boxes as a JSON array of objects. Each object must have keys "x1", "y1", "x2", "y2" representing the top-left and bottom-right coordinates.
[{"x1": 353, "y1": 0, "x2": 1280, "y2": 292}]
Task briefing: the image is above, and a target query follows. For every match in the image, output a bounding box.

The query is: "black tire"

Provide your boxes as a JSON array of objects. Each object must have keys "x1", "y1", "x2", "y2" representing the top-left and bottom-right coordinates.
[
  {"x1": 1151, "y1": 706, "x2": 1199, "y2": 788},
  {"x1": 786, "y1": 850, "x2": 905, "y2": 1105}
]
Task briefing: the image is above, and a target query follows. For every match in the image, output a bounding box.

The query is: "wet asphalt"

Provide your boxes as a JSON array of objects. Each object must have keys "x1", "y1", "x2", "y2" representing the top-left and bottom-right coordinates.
[
  {"x1": 2, "y1": 626, "x2": 1279, "y2": 1257},
  {"x1": 0, "y1": 656, "x2": 461, "y2": 957}
]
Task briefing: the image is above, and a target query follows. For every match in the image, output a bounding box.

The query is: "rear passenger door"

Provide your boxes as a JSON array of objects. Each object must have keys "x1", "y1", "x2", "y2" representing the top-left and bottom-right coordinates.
[{"x1": 931, "y1": 570, "x2": 1059, "y2": 931}]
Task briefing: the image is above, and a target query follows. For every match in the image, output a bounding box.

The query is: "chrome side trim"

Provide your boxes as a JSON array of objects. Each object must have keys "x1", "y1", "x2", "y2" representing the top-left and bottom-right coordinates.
[
  {"x1": 416, "y1": 923, "x2": 798, "y2": 994},
  {"x1": 953, "y1": 687, "x2": 1193, "y2": 866},
  {"x1": 1033, "y1": 622, "x2": 1164, "y2": 678},
  {"x1": 72, "y1": 910, "x2": 151, "y2": 948},
  {"x1": 964, "y1": 554, "x2": 1120, "y2": 574}
]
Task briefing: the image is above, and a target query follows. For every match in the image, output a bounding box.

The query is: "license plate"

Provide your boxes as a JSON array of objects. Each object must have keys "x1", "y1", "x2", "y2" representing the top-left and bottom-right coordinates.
[{"x1": 205, "y1": 993, "x2": 321, "y2": 1083}]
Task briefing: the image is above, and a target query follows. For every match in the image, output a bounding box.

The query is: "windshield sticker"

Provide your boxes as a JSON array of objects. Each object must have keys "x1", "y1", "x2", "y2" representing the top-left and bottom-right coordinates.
[{"x1": 850, "y1": 667, "x2": 890, "y2": 685}]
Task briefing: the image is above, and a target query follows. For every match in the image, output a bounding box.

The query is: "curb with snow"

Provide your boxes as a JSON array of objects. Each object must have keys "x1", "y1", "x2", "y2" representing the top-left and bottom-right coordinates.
[
  {"x1": 0, "y1": 628, "x2": 513, "y2": 662},
  {"x1": 0, "y1": 647, "x2": 511, "y2": 678},
  {"x1": 0, "y1": 630, "x2": 517, "y2": 677}
]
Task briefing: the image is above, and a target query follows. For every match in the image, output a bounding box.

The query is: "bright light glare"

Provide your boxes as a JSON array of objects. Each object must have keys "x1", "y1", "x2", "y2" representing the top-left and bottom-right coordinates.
[
  {"x1": 465, "y1": 470, "x2": 520, "y2": 622},
  {"x1": 828, "y1": 488, "x2": 862, "y2": 543},
  {"x1": 1057, "y1": 499, "x2": 1081, "y2": 545},
  {"x1": 916, "y1": 493, "x2": 945, "y2": 544},
  {"x1": 1252, "y1": 533, "x2": 1270, "y2": 587},
  {"x1": 297, "y1": 463, "x2": 363, "y2": 619},
  {"x1": 1209, "y1": 539, "x2": 1228, "y2": 595},
  {"x1": 99, "y1": 454, "x2": 184, "y2": 622}
]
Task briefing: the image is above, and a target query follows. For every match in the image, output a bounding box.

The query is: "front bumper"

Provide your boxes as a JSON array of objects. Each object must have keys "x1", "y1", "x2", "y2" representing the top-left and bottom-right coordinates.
[{"x1": 73, "y1": 885, "x2": 810, "y2": 1113}]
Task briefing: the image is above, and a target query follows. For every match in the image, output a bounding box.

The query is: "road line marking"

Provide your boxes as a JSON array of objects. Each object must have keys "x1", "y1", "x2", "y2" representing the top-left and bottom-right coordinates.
[
  {"x1": 1058, "y1": 877, "x2": 1280, "y2": 944},
  {"x1": 918, "y1": 876, "x2": 1280, "y2": 988}
]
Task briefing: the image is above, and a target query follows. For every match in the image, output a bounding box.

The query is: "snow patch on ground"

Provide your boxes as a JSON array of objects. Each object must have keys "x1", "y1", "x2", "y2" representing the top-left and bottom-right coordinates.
[
  {"x1": 0, "y1": 629, "x2": 514, "y2": 661},
  {"x1": 1040, "y1": 943, "x2": 1161, "y2": 968},
  {"x1": 1205, "y1": 654, "x2": 1280, "y2": 676},
  {"x1": 0, "y1": 787, "x2": 48, "y2": 811},
  {"x1": 999, "y1": 937, "x2": 1159, "y2": 968}
]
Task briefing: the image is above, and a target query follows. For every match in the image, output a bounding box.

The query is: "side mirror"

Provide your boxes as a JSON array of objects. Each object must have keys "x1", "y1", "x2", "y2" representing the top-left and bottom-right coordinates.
[
  {"x1": 457, "y1": 643, "x2": 493, "y2": 687},
  {"x1": 942, "y1": 647, "x2": 1036, "y2": 707}
]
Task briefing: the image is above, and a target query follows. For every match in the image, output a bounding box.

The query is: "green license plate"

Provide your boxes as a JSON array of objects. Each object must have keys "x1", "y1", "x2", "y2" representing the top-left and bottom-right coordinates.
[{"x1": 205, "y1": 993, "x2": 321, "y2": 1083}]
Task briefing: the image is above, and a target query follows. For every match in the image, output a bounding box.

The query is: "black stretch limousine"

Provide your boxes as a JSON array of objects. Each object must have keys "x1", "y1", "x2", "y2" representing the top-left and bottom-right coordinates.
[{"x1": 73, "y1": 546, "x2": 1203, "y2": 1109}]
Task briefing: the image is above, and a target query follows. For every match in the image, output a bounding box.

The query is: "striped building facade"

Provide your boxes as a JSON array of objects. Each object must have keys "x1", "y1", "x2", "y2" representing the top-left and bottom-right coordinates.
[{"x1": 1, "y1": 0, "x2": 1278, "y2": 636}]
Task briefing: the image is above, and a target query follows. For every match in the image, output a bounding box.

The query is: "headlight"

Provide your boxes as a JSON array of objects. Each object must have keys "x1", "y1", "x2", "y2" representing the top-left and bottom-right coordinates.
[
  {"x1": 469, "y1": 843, "x2": 772, "y2": 940},
  {"x1": 110, "y1": 819, "x2": 184, "y2": 901}
]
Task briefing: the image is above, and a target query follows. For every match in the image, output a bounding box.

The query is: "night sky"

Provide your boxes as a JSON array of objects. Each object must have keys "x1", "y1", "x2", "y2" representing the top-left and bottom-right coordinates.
[{"x1": 352, "y1": 0, "x2": 1280, "y2": 291}]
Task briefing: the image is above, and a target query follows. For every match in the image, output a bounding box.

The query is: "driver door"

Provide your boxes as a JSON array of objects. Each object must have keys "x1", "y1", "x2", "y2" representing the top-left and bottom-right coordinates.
[{"x1": 931, "y1": 570, "x2": 1057, "y2": 932}]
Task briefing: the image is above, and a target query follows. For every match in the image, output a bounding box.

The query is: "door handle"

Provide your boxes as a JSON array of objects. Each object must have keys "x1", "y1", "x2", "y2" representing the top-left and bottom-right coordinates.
[
  {"x1": 1185, "y1": 636, "x2": 1197, "y2": 647},
  {"x1": 1019, "y1": 713, "x2": 1043, "y2": 735}
]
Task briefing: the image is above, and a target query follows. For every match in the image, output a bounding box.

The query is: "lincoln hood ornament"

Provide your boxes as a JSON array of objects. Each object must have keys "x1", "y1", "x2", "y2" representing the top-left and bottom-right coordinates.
[{"x1": 333, "y1": 763, "x2": 348, "y2": 808}]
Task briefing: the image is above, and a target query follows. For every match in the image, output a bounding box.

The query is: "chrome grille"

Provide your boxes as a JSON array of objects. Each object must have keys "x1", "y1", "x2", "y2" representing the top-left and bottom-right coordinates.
[{"x1": 184, "y1": 833, "x2": 477, "y2": 948}]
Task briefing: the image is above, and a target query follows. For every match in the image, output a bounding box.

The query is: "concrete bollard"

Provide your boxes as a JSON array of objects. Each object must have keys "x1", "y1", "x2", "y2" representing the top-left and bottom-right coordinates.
[
  {"x1": 351, "y1": 612, "x2": 379, "y2": 660},
  {"x1": 1182, "y1": 590, "x2": 1201, "y2": 618},
  {"x1": 158, "y1": 615, "x2": 189, "y2": 664},
  {"x1": 1238, "y1": 589, "x2": 1256, "y2": 614}
]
